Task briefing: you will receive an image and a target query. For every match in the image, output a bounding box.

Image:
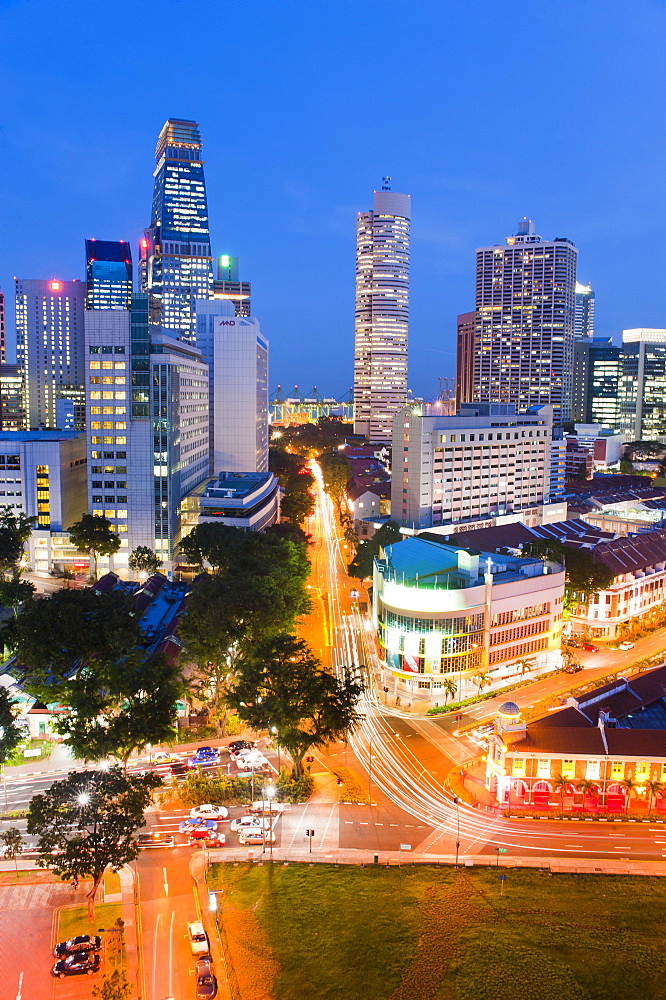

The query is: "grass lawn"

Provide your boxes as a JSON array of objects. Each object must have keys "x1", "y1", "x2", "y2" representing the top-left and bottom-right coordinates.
[
  {"x1": 57, "y1": 902, "x2": 125, "y2": 969},
  {"x1": 208, "y1": 863, "x2": 666, "y2": 1000}
]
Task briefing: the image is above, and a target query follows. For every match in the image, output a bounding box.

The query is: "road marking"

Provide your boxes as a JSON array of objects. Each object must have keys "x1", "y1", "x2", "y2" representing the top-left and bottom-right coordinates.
[
  {"x1": 390, "y1": 824, "x2": 398, "y2": 827},
  {"x1": 607, "y1": 834, "x2": 625, "y2": 837},
  {"x1": 613, "y1": 846, "x2": 627, "y2": 850},
  {"x1": 359, "y1": 822, "x2": 368, "y2": 825},
  {"x1": 152, "y1": 913, "x2": 161, "y2": 1000},
  {"x1": 15, "y1": 971, "x2": 23, "y2": 1000},
  {"x1": 163, "y1": 867, "x2": 169, "y2": 895},
  {"x1": 375, "y1": 823, "x2": 383, "y2": 826},
  {"x1": 344, "y1": 821, "x2": 353, "y2": 824}
]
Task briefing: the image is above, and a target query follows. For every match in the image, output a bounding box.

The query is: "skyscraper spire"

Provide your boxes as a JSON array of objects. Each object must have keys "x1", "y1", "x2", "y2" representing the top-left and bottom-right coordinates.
[{"x1": 139, "y1": 118, "x2": 213, "y2": 343}]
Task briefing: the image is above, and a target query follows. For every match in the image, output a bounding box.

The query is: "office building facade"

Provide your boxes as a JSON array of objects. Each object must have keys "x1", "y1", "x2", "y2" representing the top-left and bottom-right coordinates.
[
  {"x1": 15, "y1": 278, "x2": 85, "y2": 430},
  {"x1": 0, "y1": 288, "x2": 5, "y2": 365},
  {"x1": 85, "y1": 239, "x2": 133, "y2": 310},
  {"x1": 455, "y1": 311, "x2": 475, "y2": 408},
  {"x1": 212, "y1": 255, "x2": 251, "y2": 317},
  {"x1": 84, "y1": 296, "x2": 209, "y2": 571},
  {"x1": 392, "y1": 402, "x2": 557, "y2": 531},
  {"x1": 619, "y1": 328, "x2": 666, "y2": 440},
  {"x1": 353, "y1": 188, "x2": 411, "y2": 441},
  {"x1": 139, "y1": 119, "x2": 213, "y2": 344},
  {"x1": 0, "y1": 365, "x2": 26, "y2": 431},
  {"x1": 574, "y1": 281, "x2": 595, "y2": 339},
  {"x1": 195, "y1": 300, "x2": 269, "y2": 475},
  {"x1": 473, "y1": 219, "x2": 578, "y2": 426},
  {"x1": 572, "y1": 337, "x2": 622, "y2": 427}
]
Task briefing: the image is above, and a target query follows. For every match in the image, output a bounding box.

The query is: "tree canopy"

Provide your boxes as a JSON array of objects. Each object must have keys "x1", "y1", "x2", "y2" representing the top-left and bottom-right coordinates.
[
  {"x1": 524, "y1": 538, "x2": 615, "y2": 602},
  {"x1": 319, "y1": 450, "x2": 351, "y2": 513},
  {"x1": 269, "y1": 447, "x2": 315, "y2": 523},
  {"x1": 226, "y1": 634, "x2": 362, "y2": 776},
  {"x1": 128, "y1": 546, "x2": 163, "y2": 577},
  {"x1": 68, "y1": 514, "x2": 120, "y2": 578},
  {"x1": 348, "y1": 521, "x2": 403, "y2": 580},
  {"x1": 0, "y1": 507, "x2": 36, "y2": 580},
  {"x1": 27, "y1": 767, "x2": 161, "y2": 916},
  {"x1": 0, "y1": 686, "x2": 25, "y2": 766}
]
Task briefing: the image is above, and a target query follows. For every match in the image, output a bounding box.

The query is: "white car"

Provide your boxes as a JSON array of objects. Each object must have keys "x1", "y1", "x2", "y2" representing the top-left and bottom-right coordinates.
[
  {"x1": 230, "y1": 815, "x2": 270, "y2": 833},
  {"x1": 234, "y1": 753, "x2": 269, "y2": 770},
  {"x1": 249, "y1": 800, "x2": 286, "y2": 814},
  {"x1": 190, "y1": 804, "x2": 229, "y2": 821},
  {"x1": 239, "y1": 829, "x2": 276, "y2": 845},
  {"x1": 619, "y1": 641, "x2": 635, "y2": 651},
  {"x1": 187, "y1": 921, "x2": 210, "y2": 957}
]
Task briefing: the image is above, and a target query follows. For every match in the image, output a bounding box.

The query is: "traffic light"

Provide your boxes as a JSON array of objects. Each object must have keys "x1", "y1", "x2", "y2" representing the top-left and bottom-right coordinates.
[{"x1": 337, "y1": 777, "x2": 344, "y2": 786}]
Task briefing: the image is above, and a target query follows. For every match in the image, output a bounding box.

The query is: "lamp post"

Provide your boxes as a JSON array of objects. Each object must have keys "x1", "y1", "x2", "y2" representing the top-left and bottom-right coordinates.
[
  {"x1": 453, "y1": 795, "x2": 460, "y2": 869},
  {"x1": 265, "y1": 783, "x2": 275, "y2": 860},
  {"x1": 271, "y1": 726, "x2": 281, "y2": 774}
]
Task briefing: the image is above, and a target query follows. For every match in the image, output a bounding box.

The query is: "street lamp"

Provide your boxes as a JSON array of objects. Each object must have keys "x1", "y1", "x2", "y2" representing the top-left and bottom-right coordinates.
[
  {"x1": 271, "y1": 726, "x2": 281, "y2": 773},
  {"x1": 77, "y1": 793, "x2": 90, "y2": 807},
  {"x1": 453, "y1": 795, "x2": 460, "y2": 869},
  {"x1": 265, "y1": 783, "x2": 276, "y2": 860}
]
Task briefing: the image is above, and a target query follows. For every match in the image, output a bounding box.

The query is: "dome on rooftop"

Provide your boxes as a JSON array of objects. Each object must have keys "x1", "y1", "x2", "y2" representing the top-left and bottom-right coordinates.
[{"x1": 497, "y1": 701, "x2": 521, "y2": 718}]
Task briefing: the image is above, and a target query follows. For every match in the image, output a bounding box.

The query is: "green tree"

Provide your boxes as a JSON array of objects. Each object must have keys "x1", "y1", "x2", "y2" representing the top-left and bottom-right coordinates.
[
  {"x1": 227, "y1": 634, "x2": 362, "y2": 777},
  {"x1": 472, "y1": 669, "x2": 491, "y2": 695},
  {"x1": 178, "y1": 522, "x2": 251, "y2": 574},
  {"x1": 619, "y1": 457, "x2": 634, "y2": 475},
  {"x1": 265, "y1": 521, "x2": 310, "y2": 549},
  {"x1": 564, "y1": 547, "x2": 616, "y2": 603},
  {"x1": 0, "y1": 686, "x2": 26, "y2": 765},
  {"x1": 27, "y1": 766, "x2": 161, "y2": 918},
  {"x1": 319, "y1": 450, "x2": 351, "y2": 514},
  {"x1": 0, "y1": 827, "x2": 23, "y2": 871},
  {"x1": 57, "y1": 651, "x2": 183, "y2": 767},
  {"x1": 552, "y1": 772, "x2": 570, "y2": 815},
  {"x1": 576, "y1": 778, "x2": 597, "y2": 811},
  {"x1": 620, "y1": 776, "x2": 637, "y2": 814},
  {"x1": 269, "y1": 447, "x2": 316, "y2": 523},
  {"x1": 92, "y1": 968, "x2": 132, "y2": 1000},
  {"x1": 0, "y1": 507, "x2": 36, "y2": 580},
  {"x1": 0, "y1": 577, "x2": 35, "y2": 608},
  {"x1": 128, "y1": 546, "x2": 162, "y2": 578},
  {"x1": 348, "y1": 521, "x2": 403, "y2": 580},
  {"x1": 12, "y1": 588, "x2": 143, "y2": 701},
  {"x1": 645, "y1": 779, "x2": 663, "y2": 813},
  {"x1": 68, "y1": 514, "x2": 120, "y2": 579},
  {"x1": 441, "y1": 677, "x2": 457, "y2": 707}
]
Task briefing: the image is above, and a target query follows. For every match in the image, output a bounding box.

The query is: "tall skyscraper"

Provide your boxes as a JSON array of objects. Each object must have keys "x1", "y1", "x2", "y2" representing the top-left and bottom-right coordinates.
[
  {"x1": 0, "y1": 365, "x2": 26, "y2": 430},
  {"x1": 574, "y1": 281, "x2": 595, "y2": 339},
  {"x1": 84, "y1": 294, "x2": 209, "y2": 569},
  {"x1": 455, "y1": 311, "x2": 475, "y2": 408},
  {"x1": 472, "y1": 219, "x2": 578, "y2": 427},
  {"x1": 15, "y1": 278, "x2": 85, "y2": 429},
  {"x1": 85, "y1": 239, "x2": 133, "y2": 310},
  {"x1": 139, "y1": 119, "x2": 213, "y2": 344},
  {"x1": 573, "y1": 337, "x2": 622, "y2": 427},
  {"x1": 212, "y1": 255, "x2": 251, "y2": 317},
  {"x1": 0, "y1": 288, "x2": 6, "y2": 365},
  {"x1": 195, "y1": 300, "x2": 269, "y2": 475},
  {"x1": 353, "y1": 186, "x2": 411, "y2": 441},
  {"x1": 619, "y1": 328, "x2": 666, "y2": 440}
]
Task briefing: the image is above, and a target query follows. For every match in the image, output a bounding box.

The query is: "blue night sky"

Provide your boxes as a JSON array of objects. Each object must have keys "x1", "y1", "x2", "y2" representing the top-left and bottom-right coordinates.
[{"x1": 2, "y1": 0, "x2": 666, "y2": 401}]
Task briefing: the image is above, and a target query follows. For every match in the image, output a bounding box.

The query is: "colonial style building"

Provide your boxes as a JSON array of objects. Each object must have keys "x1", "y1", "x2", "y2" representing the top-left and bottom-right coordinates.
[{"x1": 485, "y1": 667, "x2": 666, "y2": 811}]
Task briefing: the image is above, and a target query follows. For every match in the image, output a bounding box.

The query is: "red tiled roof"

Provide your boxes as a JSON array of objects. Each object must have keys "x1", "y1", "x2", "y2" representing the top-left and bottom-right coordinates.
[{"x1": 592, "y1": 527, "x2": 666, "y2": 574}]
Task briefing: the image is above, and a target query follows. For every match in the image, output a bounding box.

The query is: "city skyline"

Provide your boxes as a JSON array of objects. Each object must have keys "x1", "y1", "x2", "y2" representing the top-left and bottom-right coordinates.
[{"x1": 2, "y1": 0, "x2": 666, "y2": 398}]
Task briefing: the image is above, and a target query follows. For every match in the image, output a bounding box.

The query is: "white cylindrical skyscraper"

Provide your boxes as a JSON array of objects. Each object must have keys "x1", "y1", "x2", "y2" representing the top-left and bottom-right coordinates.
[{"x1": 353, "y1": 187, "x2": 410, "y2": 441}]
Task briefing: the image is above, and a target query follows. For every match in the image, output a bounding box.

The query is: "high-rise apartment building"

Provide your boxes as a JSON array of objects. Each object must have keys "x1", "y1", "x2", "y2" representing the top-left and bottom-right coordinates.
[
  {"x1": 619, "y1": 328, "x2": 666, "y2": 440},
  {"x1": 455, "y1": 311, "x2": 475, "y2": 408},
  {"x1": 84, "y1": 295, "x2": 209, "y2": 570},
  {"x1": 139, "y1": 119, "x2": 213, "y2": 344},
  {"x1": 85, "y1": 240, "x2": 133, "y2": 310},
  {"x1": 0, "y1": 288, "x2": 6, "y2": 365},
  {"x1": 15, "y1": 278, "x2": 85, "y2": 429},
  {"x1": 574, "y1": 281, "x2": 595, "y2": 339},
  {"x1": 212, "y1": 254, "x2": 251, "y2": 317},
  {"x1": 195, "y1": 300, "x2": 269, "y2": 475},
  {"x1": 393, "y1": 403, "x2": 557, "y2": 531},
  {"x1": 353, "y1": 188, "x2": 411, "y2": 441},
  {"x1": 473, "y1": 219, "x2": 578, "y2": 426}
]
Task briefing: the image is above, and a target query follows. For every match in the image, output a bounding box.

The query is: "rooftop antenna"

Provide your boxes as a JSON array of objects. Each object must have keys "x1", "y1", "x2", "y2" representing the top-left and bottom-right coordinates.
[{"x1": 382, "y1": 175, "x2": 392, "y2": 191}]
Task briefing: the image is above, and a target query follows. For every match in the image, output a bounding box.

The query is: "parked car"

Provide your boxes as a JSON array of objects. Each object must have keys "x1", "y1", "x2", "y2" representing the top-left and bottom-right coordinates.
[
  {"x1": 52, "y1": 952, "x2": 101, "y2": 978},
  {"x1": 189, "y1": 832, "x2": 226, "y2": 848},
  {"x1": 619, "y1": 641, "x2": 635, "y2": 650},
  {"x1": 135, "y1": 833, "x2": 176, "y2": 849},
  {"x1": 227, "y1": 740, "x2": 255, "y2": 754},
  {"x1": 563, "y1": 663, "x2": 583, "y2": 674},
  {"x1": 239, "y1": 829, "x2": 276, "y2": 845},
  {"x1": 581, "y1": 643, "x2": 598, "y2": 652},
  {"x1": 195, "y1": 957, "x2": 218, "y2": 999},
  {"x1": 187, "y1": 921, "x2": 210, "y2": 957},
  {"x1": 190, "y1": 804, "x2": 229, "y2": 821},
  {"x1": 188, "y1": 747, "x2": 221, "y2": 768},
  {"x1": 230, "y1": 815, "x2": 270, "y2": 833},
  {"x1": 53, "y1": 935, "x2": 102, "y2": 958},
  {"x1": 249, "y1": 800, "x2": 286, "y2": 814},
  {"x1": 234, "y1": 752, "x2": 269, "y2": 771},
  {"x1": 179, "y1": 818, "x2": 218, "y2": 833}
]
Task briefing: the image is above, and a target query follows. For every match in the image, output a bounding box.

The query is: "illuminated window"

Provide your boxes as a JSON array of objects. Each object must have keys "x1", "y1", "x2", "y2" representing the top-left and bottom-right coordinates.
[
  {"x1": 90, "y1": 422, "x2": 102, "y2": 430},
  {"x1": 562, "y1": 759, "x2": 575, "y2": 778},
  {"x1": 90, "y1": 361, "x2": 101, "y2": 370},
  {"x1": 611, "y1": 761, "x2": 624, "y2": 778},
  {"x1": 636, "y1": 761, "x2": 649, "y2": 779},
  {"x1": 512, "y1": 757, "x2": 525, "y2": 776},
  {"x1": 115, "y1": 436, "x2": 127, "y2": 444},
  {"x1": 537, "y1": 758, "x2": 550, "y2": 778},
  {"x1": 90, "y1": 392, "x2": 101, "y2": 400},
  {"x1": 586, "y1": 760, "x2": 600, "y2": 780}
]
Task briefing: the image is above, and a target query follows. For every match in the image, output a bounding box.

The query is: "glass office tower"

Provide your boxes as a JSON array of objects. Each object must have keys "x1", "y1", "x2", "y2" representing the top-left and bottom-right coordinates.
[
  {"x1": 85, "y1": 240, "x2": 132, "y2": 310},
  {"x1": 139, "y1": 119, "x2": 213, "y2": 344}
]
